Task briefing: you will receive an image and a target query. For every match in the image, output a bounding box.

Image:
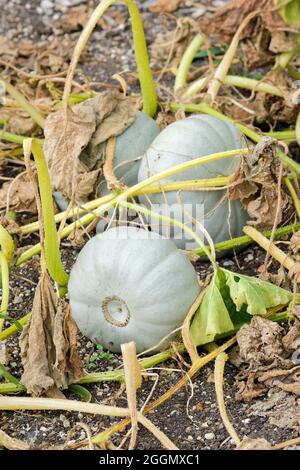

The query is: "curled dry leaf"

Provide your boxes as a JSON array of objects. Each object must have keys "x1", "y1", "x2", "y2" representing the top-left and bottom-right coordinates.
[
  {"x1": 237, "y1": 316, "x2": 290, "y2": 369},
  {"x1": 0, "y1": 173, "x2": 37, "y2": 213},
  {"x1": 43, "y1": 90, "x2": 139, "y2": 201},
  {"x1": 150, "y1": 19, "x2": 197, "y2": 71},
  {"x1": 0, "y1": 108, "x2": 36, "y2": 136},
  {"x1": 236, "y1": 436, "x2": 272, "y2": 450},
  {"x1": 291, "y1": 230, "x2": 300, "y2": 254},
  {"x1": 199, "y1": 0, "x2": 298, "y2": 70},
  {"x1": 200, "y1": 0, "x2": 288, "y2": 43},
  {"x1": 20, "y1": 272, "x2": 84, "y2": 397},
  {"x1": 248, "y1": 389, "x2": 300, "y2": 431},
  {"x1": 229, "y1": 137, "x2": 292, "y2": 230},
  {"x1": 150, "y1": 0, "x2": 181, "y2": 14},
  {"x1": 235, "y1": 313, "x2": 300, "y2": 407},
  {"x1": 0, "y1": 429, "x2": 30, "y2": 450}
]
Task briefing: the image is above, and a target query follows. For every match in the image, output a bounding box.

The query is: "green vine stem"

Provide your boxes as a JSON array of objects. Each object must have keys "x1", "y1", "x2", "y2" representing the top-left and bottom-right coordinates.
[
  {"x1": 0, "y1": 224, "x2": 14, "y2": 262},
  {"x1": 296, "y1": 110, "x2": 300, "y2": 146},
  {"x1": 285, "y1": 177, "x2": 300, "y2": 217},
  {"x1": 0, "y1": 313, "x2": 31, "y2": 342},
  {"x1": 275, "y1": 42, "x2": 300, "y2": 69},
  {"x1": 23, "y1": 139, "x2": 68, "y2": 287},
  {"x1": 265, "y1": 129, "x2": 296, "y2": 142},
  {"x1": 118, "y1": 200, "x2": 217, "y2": 268},
  {"x1": 62, "y1": 0, "x2": 157, "y2": 117},
  {"x1": 206, "y1": 11, "x2": 258, "y2": 103},
  {"x1": 193, "y1": 221, "x2": 300, "y2": 256},
  {"x1": 0, "y1": 396, "x2": 131, "y2": 417},
  {"x1": 170, "y1": 102, "x2": 300, "y2": 177},
  {"x1": 15, "y1": 147, "x2": 251, "y2": 266},
  {"x1": 19, "y1": 176, "x2": 230, "y2": 237},
  {"x1": 185, "y1": 74, "x2": 284, "y2": 98},
  {"x1": 0, "y1": 76, "x2": 45, "y2": 129},
  {"x1": 174, "y1": 33, "x2": 205, "y2": 92},
  {"x1": 0, "y1": 253, "x2": 9, "y2": 332},
  {"x1": 0, "y1": 364, "x2": 20, "y2": 385}
]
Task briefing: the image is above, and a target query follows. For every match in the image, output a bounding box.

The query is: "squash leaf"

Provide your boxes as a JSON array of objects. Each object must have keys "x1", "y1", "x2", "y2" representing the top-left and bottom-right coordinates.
[
  {"x1": 273, "y1": 0, "x2": 300, "y2": 27},
  {"x1": 190, "y1": 268, "x2": 293, "y2": 346}
]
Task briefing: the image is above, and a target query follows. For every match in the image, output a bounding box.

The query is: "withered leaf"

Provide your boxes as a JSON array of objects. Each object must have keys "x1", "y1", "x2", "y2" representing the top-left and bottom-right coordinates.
[
  {"x1": 236, "y1": 437, "x2": 272, "y2": 450},
  {"x1": 237, "y1": 316, "x2": 291, "y2": 369},
  {"x1": 229, "y1": 137, "x2": 292, "y2": 230},
  {"x1": 0, "y1": 173, "x2": 37, "y2": 213},
  {"x1": 291, "y1": 230, "x2": 300, "y2": 254},
  {"x1": 43, "y1": 90, "x2": 139, "y2": 201},
  {"x1": 249, "y1": 389, "x2": 300, "y2": 430},
  {"x1": 0, "y1": 429, "x2": 30, "y2": 450},
  {"x1": 150, "y1": 0, "x2": 181, "y2": 13},
  {"x1": 20, "y1": 273, "x2": 84, "y2": 397},
  {"x1": 200, "y1": 0, "x2": 287, "y2": 43}
]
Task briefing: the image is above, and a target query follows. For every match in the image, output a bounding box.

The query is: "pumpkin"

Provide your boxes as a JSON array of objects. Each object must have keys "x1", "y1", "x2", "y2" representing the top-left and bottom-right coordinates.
[
  {"x1": 138, "y1": 114, "x2": 249, "y2": 250},
  {"x1": 54, "y1": 111, "x2": 160, "y2": 211},
  {"x1": 68, "y1": 226, "x2": 200, "y2": 353}
]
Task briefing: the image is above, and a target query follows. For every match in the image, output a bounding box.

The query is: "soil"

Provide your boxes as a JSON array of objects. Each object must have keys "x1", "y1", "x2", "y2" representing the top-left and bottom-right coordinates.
[{"x1": 0, "y1": 0, "x2": 299, "y2": 451}]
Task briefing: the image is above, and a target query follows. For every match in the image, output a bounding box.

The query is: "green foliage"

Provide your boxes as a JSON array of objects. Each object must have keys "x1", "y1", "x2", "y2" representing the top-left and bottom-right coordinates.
[
  {"x1": 274, "y1": 0, "x2": 300, "y2": 27},
  {"x1": 68, "y1": 384, "x2": 92, "y2": 402},
  {"x1": 0, "y1": 313, "x2": 23, "y2": 333},
  {"x1": 85, "y1": 344, "x2": 114, "y2": 370},
  {"x1": 190, "y1": 268, "x2": 293, "y2": 346}
]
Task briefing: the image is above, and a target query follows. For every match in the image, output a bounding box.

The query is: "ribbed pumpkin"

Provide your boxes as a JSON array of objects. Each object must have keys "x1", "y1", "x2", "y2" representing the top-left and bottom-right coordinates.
[
  {"x1": 68, "y1": 226, "x2": 200, "y2": 353},
  {"x1": 54, "y1": 112, "x2": 160, "y2": 211},
  {"x1": 138, "y1": 114, "x2": 249, "y2": 250}
]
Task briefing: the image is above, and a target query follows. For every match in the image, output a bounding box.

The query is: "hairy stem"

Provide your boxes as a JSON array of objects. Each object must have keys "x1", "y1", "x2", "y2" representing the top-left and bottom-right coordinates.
[
  {"x1": 62, "y1": 0, "x2": 157, "y2": 116},
  {"x1": 175, "y1": 33, "x2": 205, "y2": 92},
  {"x1": 186, "y1": 74, "x2": 284, "y2": 98},
  {"x1": 0, "y1": 253, "x2": 9, "y2": 332},
  {"x1": 194, "y1": 221, "x2": 300, "y2": 256},
  {"x1": 23, "y1": 139, "x2": 68, "y2": 286}
]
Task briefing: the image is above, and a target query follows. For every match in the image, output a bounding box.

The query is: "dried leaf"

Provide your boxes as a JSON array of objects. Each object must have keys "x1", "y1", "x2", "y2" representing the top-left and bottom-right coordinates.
[
  {"x1": 43, "y1": 90, "x2": 139, "y2": 201},
  {"x1": 150, "y1": 0, "x2": 181, "y2": 13},
  {"x1": 249, "y1": 389, "x2": 300, "y2": 430},
  {"x1": 0, "y1": 429, "x2": 30, "y2": 450},
  {"x1": 236, "y1": 436, "x2": 272, "y2": 450},
  {"x1": 200, "y1": 0, "x2": 287, "y2": 43},
  {"x1": 0, "y1": 173, "x2": 37, "y2": 213},
  {"x1": 20, "y1": 273, "x2": 84, "y2": 396},
  {"x1": 229, "y1": 137, "x2": 292, "y2": 230},
  {"x1": 291, "y1": 230, "x2": 300, "y2": 254},
  {"x1": 237, "y1": 317, "x2": 291, "y2": 368},
  {"x1": 0, "y1": 108, "x2": 36, "y2": 136}
]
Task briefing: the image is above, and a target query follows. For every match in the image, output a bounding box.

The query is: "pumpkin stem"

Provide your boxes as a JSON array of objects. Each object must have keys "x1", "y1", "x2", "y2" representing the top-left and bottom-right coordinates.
[{"x1": 102, "y1": 296, "x2": 131, "y2": 328}]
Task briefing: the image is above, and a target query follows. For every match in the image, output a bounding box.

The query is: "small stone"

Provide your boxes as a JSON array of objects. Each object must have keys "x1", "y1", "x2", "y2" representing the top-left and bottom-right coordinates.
[
  {"x1": 187, "y1": 435, "x2": 193, "y2": 442},
  {"x1": 63, "y1": 419, "x2": 70, "y2": 428},
  {"x1": 204, "y1": 432, "x2": 215, "y2": 440},
  {"x1": 242, "y1": 418, "x2": 251, "y2": 424}
]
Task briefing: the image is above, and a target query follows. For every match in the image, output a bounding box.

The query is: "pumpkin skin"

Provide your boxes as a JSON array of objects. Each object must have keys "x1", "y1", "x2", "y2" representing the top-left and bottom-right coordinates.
[
  {"x1": 98, "y1": 111, "x2": 160, "y2": 193},
  {"x1": 68, "y1": 226, "x2": 200, "y2": 353},
  {"x1": 138, "y1": 114, "x2": 249, "y2": 250},
  {"x1": 54, "y1": 112, "x2": 160, "y2": 211}
]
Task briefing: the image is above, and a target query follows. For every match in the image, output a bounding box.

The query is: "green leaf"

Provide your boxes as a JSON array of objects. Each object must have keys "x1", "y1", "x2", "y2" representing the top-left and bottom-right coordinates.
[
  {"x1": 190, "y1": 268, "x2": 293, "y2": 346},
  {"x1": 0, "y1": 313, "x2": 23, "y2": 332},
  {"x1": 190, "y1": 270, "x2": 235, "y2": 346},
  {"x1": 223, "y1": 269, "x2": 293, "y2": 315},
  {"x1": 273, "y1": 0, "x2": 300, "y2": 27},
  {"x1": 68, "y1": 384, "x2": 92, "y2": 402}
]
